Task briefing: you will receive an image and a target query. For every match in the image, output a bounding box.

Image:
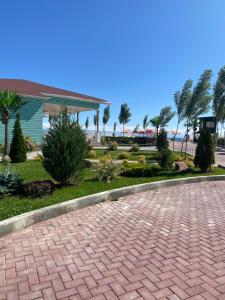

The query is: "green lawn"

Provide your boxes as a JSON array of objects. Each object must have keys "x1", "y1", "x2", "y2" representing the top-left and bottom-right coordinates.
[
  {"x1": 94, "y1": 149, "x2": 191, "y2": 163},
  {"x1": 0, "y1": 158, "x2": 224, "y2": 221}
]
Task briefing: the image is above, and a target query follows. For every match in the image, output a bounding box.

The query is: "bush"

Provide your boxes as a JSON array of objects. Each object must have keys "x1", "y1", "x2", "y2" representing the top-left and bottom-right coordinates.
[
  {"x1": 159, "y1": 149, "x2": 173, "y2": 170},
  {"x1": 87, "y1": 150, "x2": 97, "y2": 158},
  {"x1": 117, "y1": 151, "x2": 130, "y2": 160},
  {"x1": 172, "y1": 153, "x2": 182, "y2": 161},
  {"x1": 129, "y1": 143, "x2": 139, "y2": 152},
  {"x1": 121, "y1": 163, "x2": 161, "y2": 177},
  {"x1": 93, "y1": 157, "x2": 122, "y2": 183},
  {"x1": 42, "y1": 108, "x2": 88, "y2": 186},
  {"x1": 0, "y1": 167, "x2": 22, "y2": 196},
  {"x1": 194, "y1": 129, "x2": 215, "y2": 172},
  {"x1": 9, "y1": 114, "x2": 27, "y2": 163},
  {"x1": 156, "y1": 129, "x2": 169, "y2": 152},
  {"x1": 138, "y1": 155, "x2": 146, "y2": 164},
  {"x1": 25, "y1": 136, "x2": 35, "y2": 152},
  {"x1": 108, "y1": 141, "x2": 118, "y2": 151},
  {"x1": 22, "y1": 180, "x2": 54, "y2": 198}
]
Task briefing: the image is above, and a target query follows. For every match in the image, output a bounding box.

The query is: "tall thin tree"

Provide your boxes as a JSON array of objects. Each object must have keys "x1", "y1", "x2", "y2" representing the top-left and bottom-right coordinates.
[
  {"x1": 102, "y1": 106, "x2": 110, "y2": 136},
  {"x1": 143, "y1": 115, "x2": 149, "y2": 130},
  {"x1": 113, "y1": 122, "x2": 117, "y2": 138},
  {"x1": 173, "y1": 80, "x2": 192, "y2": 151},
  {"x1": 118, "y1": 103, "x2": 132, "y2": 135},
  {"x1": 213, "y1": 66, "x2": 225, "y2": 140},
  {"x1": 183, "y1": 70, "x2": 212, "y2": 158},
  {"x1": 85, "y1": 116, "x2": 89, "y2": 131}
]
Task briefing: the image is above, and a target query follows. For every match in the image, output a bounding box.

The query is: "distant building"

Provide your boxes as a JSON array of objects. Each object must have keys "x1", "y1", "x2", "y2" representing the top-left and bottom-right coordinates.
[{"x1": 0, "y1": 79, "x2": 110, "y2": 143}]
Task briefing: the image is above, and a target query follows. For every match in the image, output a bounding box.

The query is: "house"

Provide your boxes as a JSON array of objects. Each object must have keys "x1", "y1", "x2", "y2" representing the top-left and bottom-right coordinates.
[{"x1": 0, "y1": 79, "x2": 110, "y2": 144}]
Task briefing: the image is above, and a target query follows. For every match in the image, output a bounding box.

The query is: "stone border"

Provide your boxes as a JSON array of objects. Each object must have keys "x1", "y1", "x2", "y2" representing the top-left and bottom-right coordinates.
[{"x1": 0, "y1": 175, "x2": 225, "y2": 238}]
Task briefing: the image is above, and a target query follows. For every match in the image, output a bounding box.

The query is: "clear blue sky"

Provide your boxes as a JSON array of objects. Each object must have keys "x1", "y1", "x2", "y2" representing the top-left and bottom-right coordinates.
[{"x1": 1, "y1": 0, "x2": 225, "y2": 132}]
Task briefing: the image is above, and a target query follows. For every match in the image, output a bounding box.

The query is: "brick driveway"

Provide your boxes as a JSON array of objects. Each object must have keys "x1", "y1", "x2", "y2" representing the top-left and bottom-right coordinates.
[{"x1": 1, "y1": 181, "x2": 225, "y2": 299}]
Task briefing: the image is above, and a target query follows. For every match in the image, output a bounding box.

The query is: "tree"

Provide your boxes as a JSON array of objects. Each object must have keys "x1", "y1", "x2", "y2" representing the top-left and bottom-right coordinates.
[
  {"x1": 213, "y1": 66, "x2": 225, "y2": 139},
  {"x1": 102, "y1": 106, "x2": 110, "y2": 136},
  {"x1": 0, "y1": 90, "x2": 23, "y2": 160},
  {"x1": 94, "y1": 114, "x2": 97, "y2": 131},
  {"x1": 113, "y1": 122, "x2": 117, "y2": 138},
  {"x1": 156, "y1": 129, "x2": 169, "y2": 152},
  {"x1": 85, "y1": 116, "x2": 89, "y2": 131},
  {"x1": 9, "y1": 114, "x2": 27, "y2": 163},
  {"x1": 133, "y1": 124, "x2": 140, "y2": 133},
  {"x1": 150, "y1": 106, "x2": 175, "y2": 141},
  {"x1": 143, "y1": 115, "x2": 149, "y2": 130},
  {"x1": 150, "y1": 116, "x2": 161, "y2": 137},
  {"x1": 118, "y1": 103, "x2": 131, "y2": 135},
  {"x1": 172, "y1": 80, "x2": 192, "y2": 150},
  {"x1": 194, "y1": 128, "x2": 215, "y2": 172},
  {"x1": 182, "y1": 70, "x2": 212, "y2": 158},
  {"x1": 42, "y1": 108, "x2": 88, "y2": 186}
]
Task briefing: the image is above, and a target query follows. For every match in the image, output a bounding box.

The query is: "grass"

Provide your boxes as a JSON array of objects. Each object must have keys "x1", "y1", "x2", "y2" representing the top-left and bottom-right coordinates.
[
  {"x1": 0, "y1": 155, "x2": 224, "y2": 221},
  {"x1": 94, "y1": 149, "x2": 192, "y2": 163}
]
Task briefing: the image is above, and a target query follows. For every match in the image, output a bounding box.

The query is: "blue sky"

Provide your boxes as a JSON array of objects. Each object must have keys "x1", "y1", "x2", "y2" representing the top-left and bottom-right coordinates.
[{"x1": 1, "y1": 0, "x2": 225, "y2": 132}]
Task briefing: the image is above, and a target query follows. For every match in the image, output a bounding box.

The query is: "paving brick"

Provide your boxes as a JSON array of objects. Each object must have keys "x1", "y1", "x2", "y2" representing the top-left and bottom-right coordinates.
[{"x1": 1, "y1": 181, "x2": 225, "y2": 299}]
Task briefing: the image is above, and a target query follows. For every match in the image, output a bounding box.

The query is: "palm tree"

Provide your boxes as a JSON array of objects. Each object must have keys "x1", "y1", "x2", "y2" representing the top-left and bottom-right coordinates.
[
  {"x1": 118, "y1": 103, "x2": 131, "y2": 135},
  {"x1": 150, "y1": 116, "x2": 161, "y2": 140},
  {"x1": 102, "y1": 106, "x2": 110, "y2": 136},
  {"x1": 213, "y1": 66, "x2": 225, "y2": 140},
  {"x1": 0, "y1": 90, "x2": 23, "y2": 160},
  {"x1": 182, "y1": 70, "x2": 212, "y2": 158},
  {"x1": 173, "y1": 80, "x2": 192, "y2": 150}
]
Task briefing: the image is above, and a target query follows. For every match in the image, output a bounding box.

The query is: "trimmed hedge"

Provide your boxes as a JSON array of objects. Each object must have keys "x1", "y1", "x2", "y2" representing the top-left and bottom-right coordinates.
[
  {"x1": 121, "y1": 163, "x2": 161, "y2": 177},
  {"x1": 105, "y1": 136, "x2": 156, "y2": 145}
]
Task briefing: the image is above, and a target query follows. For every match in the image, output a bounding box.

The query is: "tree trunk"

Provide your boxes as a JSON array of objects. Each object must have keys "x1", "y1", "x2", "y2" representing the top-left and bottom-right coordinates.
[
  {"x1": 172, "y1": 122, "x2": 179, "y2": 151},
  {"x1": 123, "y1": 124, "x2": 125, "y2": 136},
  {"x1": 184, "y1": 123, "x2": 189, "y2": 160},
  {"x1": 3, "y1": 120, "x2": 10, "y2": 160}
]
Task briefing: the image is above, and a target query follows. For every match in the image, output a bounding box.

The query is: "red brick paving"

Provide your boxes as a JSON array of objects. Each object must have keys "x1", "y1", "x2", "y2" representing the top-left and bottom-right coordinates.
[{"x1": 1, "y1": 181, "x2": 225, "y2": 299}]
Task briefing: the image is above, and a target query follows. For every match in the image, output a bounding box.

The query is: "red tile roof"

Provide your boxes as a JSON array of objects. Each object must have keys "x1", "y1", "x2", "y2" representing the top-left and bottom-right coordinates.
[{"x1": 0, "y1": 79, "x2": 110, "y2": 104}]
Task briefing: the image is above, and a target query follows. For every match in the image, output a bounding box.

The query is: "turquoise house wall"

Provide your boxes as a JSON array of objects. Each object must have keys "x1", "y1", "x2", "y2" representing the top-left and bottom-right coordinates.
[{"x1": 0, "y1": 97, "x2": 43, "y2": 144}]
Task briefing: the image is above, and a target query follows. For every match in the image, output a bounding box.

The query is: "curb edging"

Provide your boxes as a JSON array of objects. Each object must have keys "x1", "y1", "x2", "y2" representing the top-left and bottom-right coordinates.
[{"x1": 1, "y1": 175, "x2": 225, "y2": 238}]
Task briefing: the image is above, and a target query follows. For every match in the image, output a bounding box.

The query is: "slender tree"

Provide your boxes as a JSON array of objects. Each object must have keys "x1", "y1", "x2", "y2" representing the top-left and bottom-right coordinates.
[
  {"x1": 113, "y1": 122, "x2": 117, "y2": 138},
  {"x1": 143, "y1": 115, "x2": 149, "y2": 130},
  {"x1": 0, "y1": 90, "x2": 23, "y2": 160},
  {"x1": 183, "y1": 70, "x2": 212, "y2": 158},
  {"x1": 85, "y1": 116, "x2": 89, "y2": 131},
  {"x1": 172, "y1": 80, "x2": 192, "y2": 150},
  {"x1": 133, "y1": 124, "x2": 140, "y2": 133},
  {"x1": 118, "y1": 103, "x2": 132, "y2": 135},
  {"x1": 102, "y1": 106, "x2": 110, "y2": 136},
  {"x1": 94, "y1": 114, "x2": 97, "y2": 131},
  {"x1": 213, "y1": 66, "x2": 225, "y2": 140}
]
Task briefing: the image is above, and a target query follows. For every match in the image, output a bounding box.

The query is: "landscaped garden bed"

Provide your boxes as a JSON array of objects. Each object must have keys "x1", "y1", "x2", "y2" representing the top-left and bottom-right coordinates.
[{"x1": 0, "y1": 157, "x2": 224, "y2": 221}]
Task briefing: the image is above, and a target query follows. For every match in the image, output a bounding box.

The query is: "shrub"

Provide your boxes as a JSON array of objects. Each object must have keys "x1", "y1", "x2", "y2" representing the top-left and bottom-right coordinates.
[
  {"x1": 87, "y1": 150, "x2": 97, "y2": 158},
  {"x1": 93, "y1": 157, "x2": 122, "y2": 183},
  {"x1": 0, "y1": 167, "x2": 22, "y2": 196},
  {"x1": 25, "y1": 136, "x2": 35, "y2": 152},
  {"x1": 108, "y1": 141, "x2": 118, "y2": 151},
  {"x1": 42, "y1": 108, "x2": 88, "y2": 186},
  {"x1": 194, "y1": 128, "x2": 215, "y2": 172},
  {"x1": 129, "y1": 143, "x2": 139, "y2": 152},
  {"x1": 117, "y1": 151, "x2": 129, "y2": 160},
  {"x1": 22, "y1": 180, "x2": 54, "y2": 198},
  {"x1": 156, "y1": 129, "x2": 169, "y2": 152},
  {"x1": 9, "y1": 114, "x2": 27, "y2": 163},
  {"x1": 172, "y1": 153, "x2": 182, "y2": 161},
  {"x1": 159, "y1": 149, "x2": 173, "y2": 170},
  {"x1": 121, "y1": 163, "x2": 161, "y2": 177},
  {"x1": 138, "y1": 155, "x2": 146, "y2": 164}
]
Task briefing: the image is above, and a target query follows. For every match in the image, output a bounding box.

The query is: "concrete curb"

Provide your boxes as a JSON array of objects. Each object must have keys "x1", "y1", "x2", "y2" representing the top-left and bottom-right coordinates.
[{"x1": 1, "y1": 175, "x2": 225, "y2": 238}]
